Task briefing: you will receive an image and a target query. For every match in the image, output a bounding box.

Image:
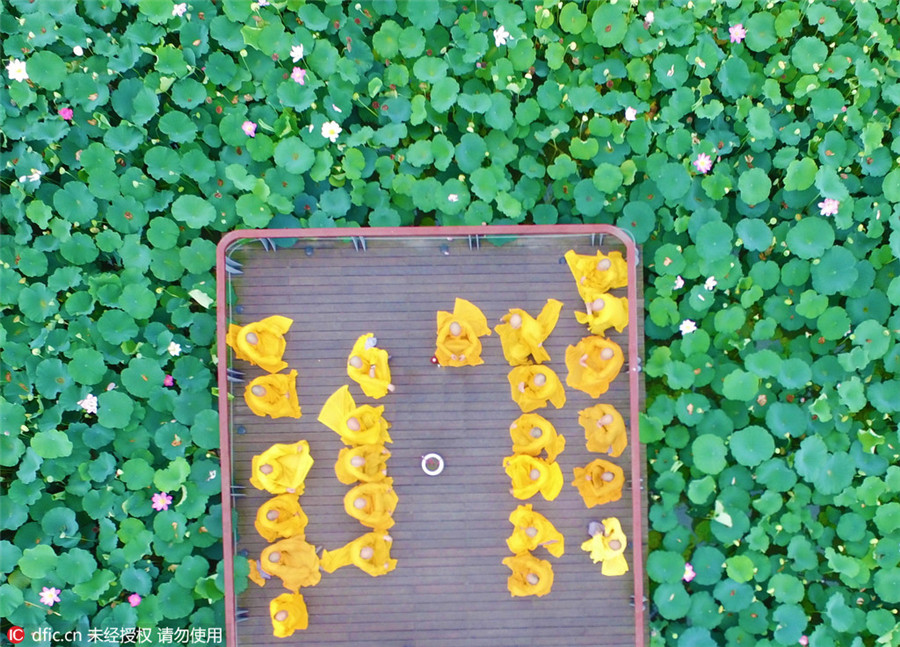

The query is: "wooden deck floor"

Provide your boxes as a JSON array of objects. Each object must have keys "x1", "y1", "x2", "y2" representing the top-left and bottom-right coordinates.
[{"x1": 222, "y1": 231, "x2": 646, "y2": 647}]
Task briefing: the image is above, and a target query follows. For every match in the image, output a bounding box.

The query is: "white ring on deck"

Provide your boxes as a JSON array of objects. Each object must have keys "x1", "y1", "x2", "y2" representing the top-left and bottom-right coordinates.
[{"x1": 421, "y1": 453, "x2": 445, "y2": 476}]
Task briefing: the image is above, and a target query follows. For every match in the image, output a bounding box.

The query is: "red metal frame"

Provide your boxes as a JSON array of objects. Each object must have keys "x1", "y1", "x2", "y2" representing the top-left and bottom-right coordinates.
[{"x1": 215, "y1": 225, "x2": 645, "y2": 646}]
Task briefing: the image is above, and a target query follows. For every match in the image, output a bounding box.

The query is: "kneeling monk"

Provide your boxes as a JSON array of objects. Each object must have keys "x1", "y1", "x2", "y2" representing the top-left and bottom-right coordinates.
[
  {"x1": 565, "y1": 336, "x2": 624, "y2": 397},
  {"x1": 502, "y1": 553, "x2": 554, "y2": 597},
  {"x1": 578, "y1": 403, "x2": 628, "y2": 457},
  {"x1": 334, "y1": 445, "x2": 391, "y2": 484},
  {"x1": 508, "y1": 365, "x2": 566, "y2": 412},
  {"x1": 260, "y1": 537, "x2": 321, "y2": 593},
  {"x1": 581, "y1": 517, "x2": 629, "y2": 576},
  {"x1": 255, "y1": 494, "x2": 309, "y2": 542},
  {"x1": 318, "y1": 385, "x2": 392, "y2": 446},
  {"x1": 347, "y1": 333, "x2": 395, "y2": 399},
  {"x1": 344, "y1": 480, "x2": 398, "y2": 529},
  {"x1": 507, "y1": 504, "x2": 565, "y2": 558},
  {"x1": 320, "y1": 531, "x2": 397, "y2": 577},
  {"x1": 509, "y1": 413, "x2": 566, "y2": 462},
  {"x1": 494, "y1": 299, "x2": 563, "y2": 366},
  {"x1": 250, "y1": 440, "x2": 314, "y2": 495},
  {"x1": 574, "y1": 293, "x2": 629, "y2": 336},
  {"x1": 244, "y1": 370, "x2": 302, "y2": 419},
  {"x1": 572, "y1": 459, "x2": 625, "y2": 507},
  {"x1": 564, "y1": 249, "x2": 628, "y2": 305},
  {"x1": 270, "y1": 592, "x2": 308, "y2": 637},
  {"x1": 226, "y1": 315, "x2": 293, "y2": 373},
  {"x1": 435, "y1": 298, "x2": 492, "y2": 367},
  {"x1": 503, "y1": 454, "x2": 564, "y2": 502}
]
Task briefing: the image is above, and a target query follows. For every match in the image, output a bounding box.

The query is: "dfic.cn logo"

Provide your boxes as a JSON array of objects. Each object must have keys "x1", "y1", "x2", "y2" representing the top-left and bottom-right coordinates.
[{"x1": 7, "y1": 626, "x2": 25, "y2": 644}]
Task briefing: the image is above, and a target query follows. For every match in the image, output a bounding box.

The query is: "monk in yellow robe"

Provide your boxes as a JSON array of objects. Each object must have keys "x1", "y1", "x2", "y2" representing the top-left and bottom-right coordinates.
[
  {"x1": 435, "y1": 298, "x2": 492, "y2": 366},
  {"x1": 503, "y1": 454, "x2": 564, "y2": 501},
  {"x1": 318, "y1": 385, "x2": 392, "y2": 446},
  {"x1": 270, "y1": 592, "x2": 308, "y2": 636},
  {"x1": 260, "y1": 537, "x2": 321, "y2": 593},
  {"x1": 574, "y1": 293, "x2": 629, "y2": 336},
  {"x1": 508, "y1": 365, "x2": 566, "y2": 412},
  {"x1": 250, "y1": 440, "x2": 314, "y2": 495},
  {"x1": 344, "y1": 480, "x2": 398, "y2": 529},
  {"x1": 244, "y1": 370, "x2": 302, "y2": 419},
  {"x1": 226, "y1": 315, "x2": 293, "y2": 373},
  {"x1": 320, "y1": 531, "x2": 397, "y2": 577},
  {"x1": 572, "y1": 459, "x2": 625, "y2": 507},
  {"x1": 507, "y1": 504, "x2": 565, "y2": 558},
  {"x1": 509, "y1": 413, "x2": 566, "y2": 462},
  {"x1": 579, "y1": 404, "x2": 628, "y2": 457},
  {"x1": 334, "y1": 445, "x2": 391, "y2": 484},
  {"x1": 347, "y1": 333, "x2": 394, "y2": 398},
  {"x1": 255, "y1": 494, "x2": 309, "y2": 542},
  {"x1": 565, "y1": 336, "x2": 624, "y2": 398},
  {"x1": 564, "y1": 249, "x2": 628, "y2": 307},
  {"x1": 494, "y1": 299, "x2": 563, "y2": 366},
  {"x1": 502, "y1": 553, "x2": 554, "y2": 597},
  {"x1": 581, "y1": 518, "x2": 629, "y2": 576}
]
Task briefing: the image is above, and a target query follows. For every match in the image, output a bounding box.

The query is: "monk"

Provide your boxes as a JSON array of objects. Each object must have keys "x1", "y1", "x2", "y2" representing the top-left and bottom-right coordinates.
[
  {"x1": 565, "y1": 336, "x2": 624, "y2": 398},
  {"x1": 270, "y1": 592, "x2": 309, "y2": 636},
  {"x1": 579, "y1": 404, "x2": 628, "y2": 457},
  {"x1": 250, "y1": 440, "x2": 314, "y2": 495},
  {"x1": 509, "y1": 413, "x2": 566, "y2": 462},
  {"x1": 347, "y1": 333, "x2": 395, "y2": 398},
  {"x1": 502, "y1": 553, "x2": 554, "y2": 597},
  {"x1": 260, "y1": 537, "x2": 321, "y2": 592},
  {"x1": 244, "y1": 370, "x2": 302, "y2": 419},
  {"x1": 507, "y1": 504, "x2": 565, "y2": 558},
  {"x1": 318, "y1": 385, "x2": 392, "y2": 446},
  {"x1": 494, "y1": 299, "x2": 563, "y2": 366},
  {"x1": 435, "y1": 298, "x2": 492, "y2": 366},
  {"x1": 320, "y1": 531, "x2": 397, "y2": 577},
  {"x1": 255, "y1": 494, "x2": 309, "y2": 542},
  {"x1": 574, "y1": 293, "x2": 629, "y2": 336},
  {"x1": 226, "y1": 315, "x2": 293, "y2": 373},
  {"x1": 334, "y1": 444, "x2": 391, "y2": 484},
  {"x1": 564, "y1": 249, "x2": 628, "y2": 307},
  {"x1": 343, "y1": 480, "x2": 398, "y2": 529},
  {"x1": 508, "y1": 365, "x2": 566, "y2": 412},
  {"x1": 503, "y1": 454, "x2": 564, "y2": 501},
  {"x1": 572, "y1": 459, "x2": 625, "y2": 507},
  {"x1": 581, "y1": 518, "x2": 629, "y2": 576}
]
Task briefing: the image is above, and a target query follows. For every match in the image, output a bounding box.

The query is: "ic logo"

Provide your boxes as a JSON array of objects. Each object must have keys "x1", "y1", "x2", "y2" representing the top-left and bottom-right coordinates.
[{"x1": 7, "y1": 626, "x2": 25, "y2": 644}]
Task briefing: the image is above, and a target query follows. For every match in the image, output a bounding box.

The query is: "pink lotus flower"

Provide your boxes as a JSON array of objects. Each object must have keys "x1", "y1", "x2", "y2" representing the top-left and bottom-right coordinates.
[
  {"x1": 39, "y1": 587, "x2": 61, "y2": 607},
  {"x1": 683, "y1": 563, "x2": 696, "y2": 582},
  {"x1": 78, "y1": 393, "x2": 98, "y2": 414},
  {"x1": 128, "y1": 593, "x2": 142, "y2": 607},
  {"x1": 58, "y1": 107, "x2": 74, "y2": 121},
  {"x1": 291, "y1": 67, "x2": 306, "y2": 85},
  {"x1": 241, "y1": 121, "x2": 257, "y2": 138},
  {"x1": 172, "y1": 2, "x2": 187, "y2": 17},
  {"x1": 151, "y1": 492, "x2": 173, "y2": 511},
  {"x1": 799, "y1": 637, "x2": 808, "y2": 646},
  {"x1": 164, "y1": 374, "x2": 175, "y2": 387},
  {"x1": 693, "y1": 153, "x2": 713, "y2": 174},
  {"x1": 818, "y1": 198, "x2": 839, "y2": 216},
  {"x1": 729, "y1": 23, "x2": 746, "y2": 43}
]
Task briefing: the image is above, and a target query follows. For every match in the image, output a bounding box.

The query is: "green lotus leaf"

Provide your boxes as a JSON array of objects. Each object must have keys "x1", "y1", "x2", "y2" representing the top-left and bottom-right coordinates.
[
  {"x1": 171, "y1": 195, "x2": 215, "y2": 229},
  {"x1": 97, "y1": 391, "x2": 135, "y2": 429},
  {"x1": 744, "y1": 12, "x2": 777, "y2": 51},
  {"x1": 16, "y1": 248, "x2": 49, "y2": 278},
  {"x1": 687, "y1": 475, "x2": 715, "y2": 505},
  {"x1": 735, "y1": 218, "x2": 772, "y2": 252},
  {"x1": 811, "y1": 247, "x2": 858, "y2": 295},
  {"x1": 791, "y1": 37, "x2": 827, "y2": 74},
  {"x1": 852, "y1": 320, "x2": 891, "y2": 359},
  {"x1": 694, "y1": 221, "x2": 733, "y2": 261},
  {"x1": 809, "y1": 88, "x2": 844, "y2": 122},
  {"x1": 737, "y1": 168, "x2": 771, "y2": 206},
  {"x1": 725, "y1": 555, "x2": 755, "y2": 584},
  {"x1": 837, "y1": 376, "x2": 866, "y2": 412},
  {"x1": 729, "y1": 426, "x2": 775, "y2": 467},
  {"x1": 559, "y1": 3, "x2": 587, "y2": 33},
  {"x1": 18, "y1": 543, "x2": 58, "y2": 579},
  {"x1": 158, "y1": 110, "x2": 198, "y2": 144},
  {"x1": 274, "y1": 137, "x2": 314, "y2": 175},
  {"x1": 722, "y1": 370, "x2": 759, "y2": 401},
  {"x1": 174, "y1": 555, "x2": 210, "y2": 588},
  {"x1": 179, "y1": 238, "x2": 217, "y2": 275},
  {"x1": 883, "y1": 168, "x2": 900, "y2": 203},
  {"x1": 714, "y1": 579, "x2": 754, "y2": 612},
  {"x1": 592, "y1": 3, "x2": 627, "y2": 47},
  {"x1": 35, "y1": 358, "x2": 72, "y2": 399},
  {"x1": 765, "y1": 403, "x2": 807, "y2": 439},
  {"x1": 27, "y1": 50, "x2": 66, "y2": 90},
  {"x1": 31, "y1": 430, "x2": 74, "y2": 459},
  {"x1": 60, "y1": 547, "x2": 96, "y2": 585},
  {"x1": 40, "y1": 507, "x2": 79, "y2": 545},
  {"x1": 120, "y1": 564, "x2": 153, "y2": 595},
  {"x1": 874, "y1": 567, "x2": 900, "y2": 603},
  {"x1": 97, "y1": 309, "x2": 139, "y2": 344},
  {"x1": 654, "y1": 582, "x2": 691, "y2": 620},
  {"x1": 72, "y1": 569, "x2": 115, "y2": 601},
  {"x1": 154, "y1": 456, "x2": 191, "y2": 492},
  {"x1": 783, "y1": 157, "x2": 818, "y2": 192},
  {"x1": 118, "y1": 283, "x2": 157, "y2": 320},
  {"x1": 692, "y1": 434, "x2": 727, "y2": 475},
  {"x1": 18, "y1": 284, "x2": 59, "y2": 322},
  {"x1": 0, "y1": 584, "x2": 23, "y2": 617},
  {"x1": 777, "y1": 358, "x2": 812, "y2": 390},
  {"x1": 648, "y1": 551, "x2": 686, "y2": 583},
  {"x1": 818, "y1": 306, "x2": 851, "y2": 340},
  {"x1": 773, "y1": 603, "x2": 808, "y2": 644}
]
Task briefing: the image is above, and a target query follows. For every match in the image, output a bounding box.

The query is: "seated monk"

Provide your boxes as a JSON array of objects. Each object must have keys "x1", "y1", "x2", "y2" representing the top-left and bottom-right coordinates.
[
  {"x1": 572, "y1": 459, "x2": 625, "y2": 508},
  {"x1": 343, "y1": 479, "x2": 398, "y2": 529},
  {"x1": 270, "y1": 592, "x2": 308, "y2": 637},
  {"x1": 347, "y1": 333, "x2": 395, "y2": 399},
  {"x1": 250, "y1": 440, "x2": 314, "y2": 495},
  {"x1": 581, "y1": 518, "x2": 629, "y2": 576},
  {"x1": 503, "y1": 454, "x2": 564, "y2": 501},
  {"x1": 507, "y1": 365, "x2": 566, "y2": 412},
  {"x1": 260, "y1": 537, "x2": 321, "y2": 593},
  {"x1": 255, "y1": 494, "x2": 309, "y2": 542},
  {"x1": 334, "y1": 444, "x2": 391, "y2": 484},
  {"x1": 564, "y1": 249, "x2": 628, "y2": 307},
  {"x1": 565, "y1": 336, "x2": 624, "y2": 398},
  {"x1": 244, "y1": 370, "x2": 302, "y2": 419},
  {"x1": 494, "y1": 299, "x2": 563, "y2": 366},
  {"x1": 574, "y1": 293, "x2": 629, "y2": 336},
  {"x1": 509, "y1": 413, "x2": 566, "y2": 462},
  {"x1": 225, "y1": 315, "x2": 293, "y2": 373},
  {"x1": 435, "y1": 298, "x2": 492, "y2": 367},
  {"x1": 507, "y1": 504, "x2": 565, "y2": 558},
  {"x1": 318, "y1": 385, "x2": 392, "y2": 446},
  {"x1": 502, "y1": 553, "x2": 554, "y2": 597},
  {"x1": 320, "y1": 531, "x2": 397, "y2": 577},
  {"x1": 579, "y1": 404, "x2": 628, "y2": 457}
]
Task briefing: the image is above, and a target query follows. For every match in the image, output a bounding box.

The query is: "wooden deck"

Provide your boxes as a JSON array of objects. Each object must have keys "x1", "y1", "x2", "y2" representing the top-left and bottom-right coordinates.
[{"x1": 218, "y1": 228, "x2": 647, "y2": 647}]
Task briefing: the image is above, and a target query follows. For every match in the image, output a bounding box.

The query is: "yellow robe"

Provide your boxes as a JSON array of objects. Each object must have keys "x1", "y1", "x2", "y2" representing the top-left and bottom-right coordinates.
[
  {"x1": 248, "y1": 558, "x2": 268, "y2": 587},
  {"x1": 255, "y1": 494, "x2": 309, "y2": 543},
  {"x1": 250, "y1": 440, "x2": 314, "y2": 495},
  {"x1": 318, "y1": 385, "x2": 393, "y2": 446},
  {"x1": 494, "y1": 299, "x2": 563, "y2": 366},
  {"x1": 260, "y1": 537, "x2": 321, "y2": 593},
  {"x1": 320, "y1": 531, "x2": 397, "y2": 577},
  {"x1": 347, "y1": 333, "x2": 393, "y2": 399},
  {"x1": 574, "y1": 294, "x2": 629, "y2": 336},
  {"x1": 502, "y1": 553, "x2": 554, "y2": 597},
  {"x1": 503, "y1": 454, "x2": 564, "y2": 501},
  {"x1": 244, "y1": 370, "x2": 302, "y2": 419},
  {"x1": 506, "y1": 504, "x2": 565, "y2": 558},
  {"x1": 343, "y1": 480, "x2": 398, "y2": 529},
  {"x1": 572, "y1": 459, "x2": 625, "y2": 507},
  {"x1": 565, "y1": 337, "x2": 624, "y2": 398},
  {"x1": 507, "y1": 366, "x2": 567, "y2": 412},
  {"x1": 564, "y1": 249, "x2": 628, "y2": 304},
  {"x1": 579, "y1": 404, "x2": 628, "y2": 457},
  {"x1": 225, "y1": 315, "x2": 293, "y2": 373},
  {"x1": 580, "y1": 517, "x2": 629, "y2": 576},
  {"x1": 435, "y1": 298, "x2": 492, "y2": 367},
  {"x1": 270, "y1": 592, "x2": 309, "y2": 636},
  {"x1": 334, "y1": 445, "x2": 391, "y2": 484},
  {"x1": 509, "y1": 413, "x2": 566, "y2": 462}
]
